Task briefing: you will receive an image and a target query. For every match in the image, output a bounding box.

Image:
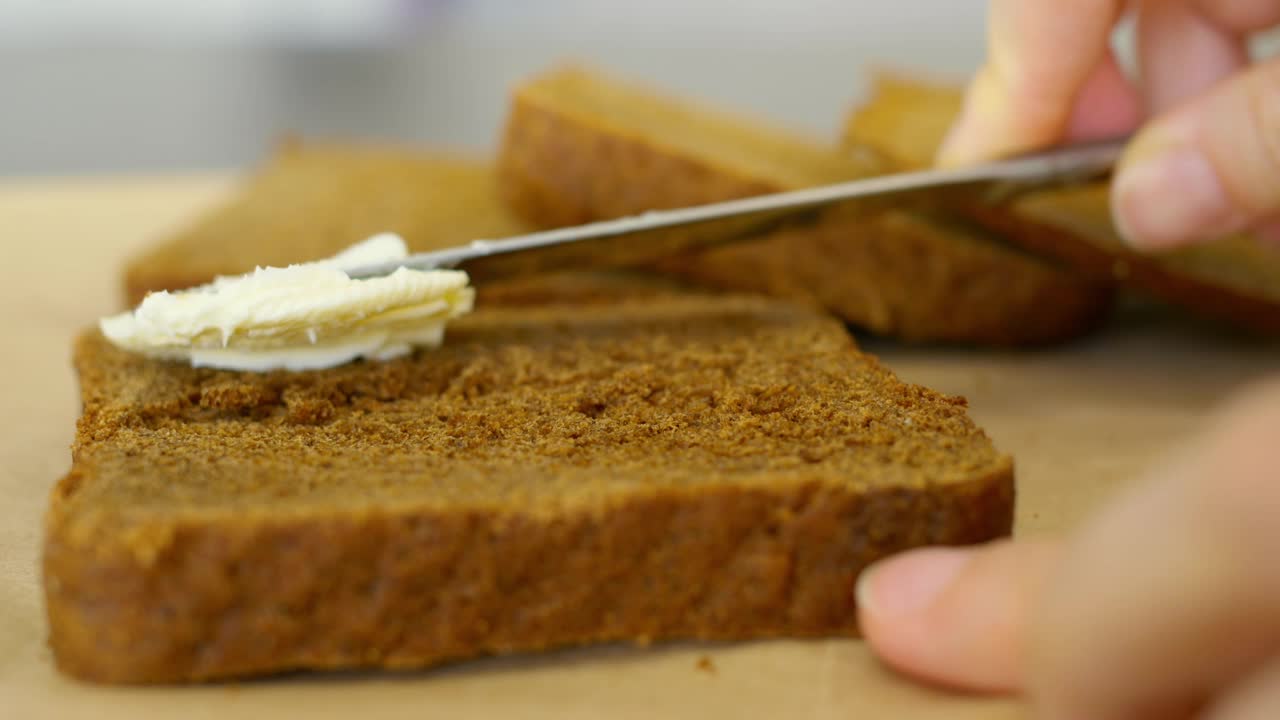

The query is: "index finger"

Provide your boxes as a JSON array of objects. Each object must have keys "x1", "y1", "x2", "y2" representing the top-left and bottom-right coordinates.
[{"x1": 938, "y1": 0, "x2": 1130, "y2": 166}]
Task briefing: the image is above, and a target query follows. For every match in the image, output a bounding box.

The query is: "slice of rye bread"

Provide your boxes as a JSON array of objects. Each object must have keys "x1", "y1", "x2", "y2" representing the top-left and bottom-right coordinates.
[
  {"x1": 45, "y1": 293, "x2": 1015, "y2": 684},
  {"x1": 120, "y1": 139, "x2": 534, "y2": 308},
  {"x1": 844, "y1": 70, "x2": 1280, "y2": 335},
  {"x1": 496, "y1": 64, "x2": 1112, "y2": 347}
]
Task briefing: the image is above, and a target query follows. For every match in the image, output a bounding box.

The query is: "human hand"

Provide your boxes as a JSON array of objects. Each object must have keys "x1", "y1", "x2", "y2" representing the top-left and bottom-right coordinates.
[
  {"x1": 937, "y1": 0, "x2": 1280, "y2": 252},
  {"x1": 856, "y1": 379, "x2": 1280, "y2": 719}
]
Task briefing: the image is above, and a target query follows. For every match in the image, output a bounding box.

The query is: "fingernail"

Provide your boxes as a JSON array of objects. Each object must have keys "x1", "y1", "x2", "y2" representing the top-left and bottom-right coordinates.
[
  {"x1": 936, "y1": 73, "x2": 1006, "y2": 167},
  {"x1": 935, "y1": 118, "x2": 969, "y2": 167},
  {"x1": 856, "y1": 548, "x2": 972, "y2": 618},
  {"x1": 936, "y1": 113, "x2": 982, "y2": 168},
  {"x1": 1112, "y1": 147, "x2": 1241, "y2": 250}
]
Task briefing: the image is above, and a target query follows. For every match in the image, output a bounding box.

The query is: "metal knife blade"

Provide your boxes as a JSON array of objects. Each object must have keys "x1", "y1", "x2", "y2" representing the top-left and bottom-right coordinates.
[{"x1": 344, "y1": 136, "x2": 1128, "y2": 283}]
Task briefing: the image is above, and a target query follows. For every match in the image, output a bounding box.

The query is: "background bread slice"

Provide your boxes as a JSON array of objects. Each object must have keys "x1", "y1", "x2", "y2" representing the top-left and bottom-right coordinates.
[
  {"x1": 45, "y1": 294, "x2": 1014, "y2": 684},
  {"x1": 841, "y1": 70, "x2": 964, "y2": 171},
  {"x1": 844, "y1": 70, "x2": 1280, "y2": 335},
  {"x1": 121, "y1": 139, "x2": 533, "y2": 307},
  {"x1": 496, "y1": 65, "x2": 1111, "y2": 347},
  {"x1": 119, "y1": 138, "x2": 700, "y2": 311}
]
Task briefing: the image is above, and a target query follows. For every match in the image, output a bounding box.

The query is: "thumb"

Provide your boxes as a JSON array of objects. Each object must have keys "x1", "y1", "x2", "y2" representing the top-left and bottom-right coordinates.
[
  {"x1": 856, "y1": 539, "x2": 1062, "y2": 693},
  {"x1": 1112, "y1": 56, "x2": 1280, "y2": 251}
]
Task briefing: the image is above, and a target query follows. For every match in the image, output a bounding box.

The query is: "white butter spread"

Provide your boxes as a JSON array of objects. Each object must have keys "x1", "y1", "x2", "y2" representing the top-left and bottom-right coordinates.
[{"x1": 99, "y1": 234, "x2": 474, "y2": 371}]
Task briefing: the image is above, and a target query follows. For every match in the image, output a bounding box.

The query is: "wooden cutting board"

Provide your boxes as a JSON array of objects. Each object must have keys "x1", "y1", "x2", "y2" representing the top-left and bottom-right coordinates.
[{"x1": 2, "y1": 176, "x2": 1276, "y2": 719}]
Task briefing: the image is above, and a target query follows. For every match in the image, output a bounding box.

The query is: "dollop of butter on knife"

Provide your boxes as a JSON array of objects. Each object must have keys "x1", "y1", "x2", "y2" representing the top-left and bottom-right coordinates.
[{"x1": 99, "y1": 233, "x2": 474, "y2": 372}]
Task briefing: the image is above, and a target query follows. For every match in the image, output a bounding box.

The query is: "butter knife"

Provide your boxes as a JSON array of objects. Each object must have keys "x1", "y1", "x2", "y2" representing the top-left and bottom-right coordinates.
[{"x1": 345, "y1": 136, "x2": 1127, "y2": 283}]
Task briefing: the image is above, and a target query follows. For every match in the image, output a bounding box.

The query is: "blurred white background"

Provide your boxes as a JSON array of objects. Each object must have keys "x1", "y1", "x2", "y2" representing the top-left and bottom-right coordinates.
[{"x1": 2, "y1": 1, "x2": 992, "y2": 176}]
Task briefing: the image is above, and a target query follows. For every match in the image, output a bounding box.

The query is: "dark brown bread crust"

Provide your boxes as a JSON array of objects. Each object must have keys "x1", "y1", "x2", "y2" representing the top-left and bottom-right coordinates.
[
  {"x1": 45, "y1": 295, "x2": 1014, "y2": 684},
  {"x1": 845, "y1": 71, "x2": 1280, "y2": 335},
  {"x1": 968, "y1": 189, "x2": 1280, "y2": 335},
  {"x1": 657, "y1": 211, "x2": 1113, "y2": 346},
  {"x1": 496, "y1": 66, "x2": 1111, "y2": 347}
]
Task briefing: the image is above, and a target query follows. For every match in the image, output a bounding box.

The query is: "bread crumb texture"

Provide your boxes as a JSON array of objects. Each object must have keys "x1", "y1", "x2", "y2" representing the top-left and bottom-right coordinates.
[{"x1": 45, "y1": 294, "x2": 1013, "y2": 684}]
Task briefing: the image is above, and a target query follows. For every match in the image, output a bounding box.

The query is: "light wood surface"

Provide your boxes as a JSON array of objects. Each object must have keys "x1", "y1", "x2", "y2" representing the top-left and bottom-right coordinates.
[{"x1": 2, "y1": 176, "x2": 1277, "y2": 719}]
